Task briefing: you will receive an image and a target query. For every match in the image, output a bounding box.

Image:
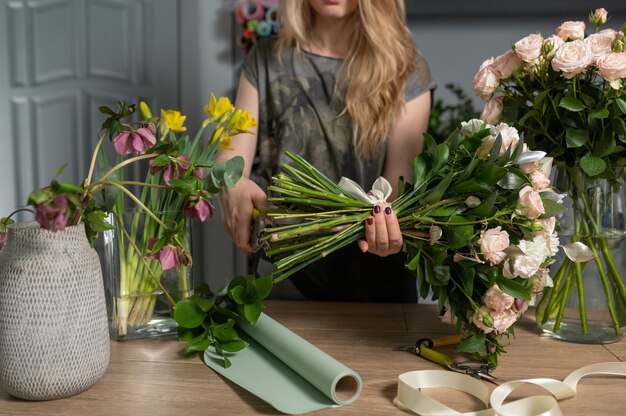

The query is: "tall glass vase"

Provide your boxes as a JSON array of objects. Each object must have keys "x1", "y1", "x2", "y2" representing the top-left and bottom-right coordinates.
[
  {"x1": 536, "y1": 165, "x2": 626, "y2": 343},
  {"x1": 101, "y1": 211, "x2": 192, "y2": 341}
]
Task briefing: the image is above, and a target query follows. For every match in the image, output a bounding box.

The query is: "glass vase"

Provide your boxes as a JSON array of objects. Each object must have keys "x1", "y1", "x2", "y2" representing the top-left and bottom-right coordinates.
[
  {"x1": 101, "y1": 211, "x2": 193, "y2": 341},
  {"x1": 536, "y1": 166, "x2": 626, "y2": 343}
]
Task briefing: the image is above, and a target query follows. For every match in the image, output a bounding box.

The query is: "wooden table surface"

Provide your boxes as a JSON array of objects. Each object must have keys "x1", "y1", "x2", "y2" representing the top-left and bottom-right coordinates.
[{"x1": 1, "y1": 300, "x2": 625, "y2": 415}]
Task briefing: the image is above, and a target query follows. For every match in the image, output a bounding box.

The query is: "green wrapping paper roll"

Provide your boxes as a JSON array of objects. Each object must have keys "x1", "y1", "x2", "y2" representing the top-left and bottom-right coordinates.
[{"x1": 204, "y1": 313, "x2": 362, "y2": 414}]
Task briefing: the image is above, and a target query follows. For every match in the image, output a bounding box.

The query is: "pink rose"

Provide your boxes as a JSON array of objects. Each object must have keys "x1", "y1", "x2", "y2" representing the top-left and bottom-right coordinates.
[
  {"x1": 556, "y1": 21, "x2": 586, "y2": 40},
  {"x1": 514, "y1": 33, "x2": 544, "y2": 63},
  {"x1": 473, "y1": 58, "x2": 500, "y2": 100},
  {"x1": 586, "y1": 33, "x2": 615, "y2": 63},
  {"x1": 517, "y1": 185, "x2": 545, "y2": 219},
  {"x1": 478, "y1": 226, "x2": 510, "y2": 266},
  {"x1": 493, "y1": 50, "x2": 521, "y2": 79},
  {"x1": 530, "y1": 170, "x2": 550, "y2": 190},
  {"x1": 480, "y1": 95, "x2": 503, "y2": 125},
  {"x1": 473, "y1": 307, "x2": 495, "y2": 334},
  {"x1": 551, "y1": 40, "x2": 593, "y2": 79},
  {"x1": 596, "y1": 52, "x2": 626, "y2": 89},
  {"x1": 483, "y1": 285, "x2": 514, "y2": 312},
  {"x1": 533, "y1": 216, "x2": 556, "y2": 234},
  {"x1": 491, "y1": 309, "x2": 519, "y2": 333}
]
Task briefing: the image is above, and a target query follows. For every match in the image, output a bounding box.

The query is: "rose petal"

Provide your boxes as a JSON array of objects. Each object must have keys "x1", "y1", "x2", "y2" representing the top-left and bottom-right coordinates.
[{"x1": 563, "y1": 242, "x2": 595, "y2": 262}]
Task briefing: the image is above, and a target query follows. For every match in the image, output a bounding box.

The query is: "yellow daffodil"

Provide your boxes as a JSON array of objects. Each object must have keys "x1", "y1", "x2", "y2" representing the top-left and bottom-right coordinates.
[
  {"x1": 159, "y1": 109, "x2": 187, "y2": 137},
  {"x1": 210, "y1": 127, "x2": 233, "y2": 150},
  {"x1": 204, "y1": 94, "x2": 234, "y2": 120},
  {"x1": 235, "y1": 110, "x2": 257, "y2": 133}
]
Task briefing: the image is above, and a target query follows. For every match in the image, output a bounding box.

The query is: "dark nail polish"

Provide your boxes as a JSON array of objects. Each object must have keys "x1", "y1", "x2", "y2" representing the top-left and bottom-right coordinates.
[
  {"x1": 385, "y1": 206, "x2": 392, "y2": 215},
  {"x1": 366, "y1": 217, "x2": 373, "y2": 225},
  {"x1": 374, "y1": 205, "x2": 381, "y2": 214}
]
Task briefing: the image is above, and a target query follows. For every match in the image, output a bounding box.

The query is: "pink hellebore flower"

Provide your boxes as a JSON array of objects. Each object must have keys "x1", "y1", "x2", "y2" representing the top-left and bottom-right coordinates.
[
  {"x1": 150, "y1": 155, "x2": 190, "y2": 185},
  {"x1": 0, "y1": 232, "x2": 7, "y2": 251},
  {"x1": 35, "y1": 194, "x2": 69, "y2": 231},
  {"x1": 146, "y1": 237, "x2": 181, "y2": 271},
  {"x1": 183, "y1": 196, "x2": 213, "y2": 222},
  {"x1": 113, "y1": 127, "x2": 156, "y2": 156}
]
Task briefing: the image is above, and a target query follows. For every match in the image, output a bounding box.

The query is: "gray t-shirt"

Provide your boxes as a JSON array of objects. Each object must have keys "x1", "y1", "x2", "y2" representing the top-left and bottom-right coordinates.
[
  {"x1": 242, "y1": 36, "x2": 436, "y2": 191},
  {"x1": 243, "y1": 37, "x2": 436, "y2": 302}
]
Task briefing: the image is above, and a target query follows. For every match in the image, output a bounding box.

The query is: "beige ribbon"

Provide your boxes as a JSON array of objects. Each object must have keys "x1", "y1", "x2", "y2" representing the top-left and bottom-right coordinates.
[
  {"x1": 395, "y1": 362, "x2": 626, "y2": 416},
  {"x1": 338, "y1": 176, "x2": 392, "y2": 205}
]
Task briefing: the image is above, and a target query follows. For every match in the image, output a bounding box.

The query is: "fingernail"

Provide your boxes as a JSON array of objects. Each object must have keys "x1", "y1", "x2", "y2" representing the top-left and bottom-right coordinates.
[
  {"x1": 366, "y1": 217, "x2": 373, "y2": 225},
  {"x1": 385, "y1": 206, "x2": 392, "y2": 215},
  {"x1": 374, "y1": 205, "x2": 381, "y2": 214}
]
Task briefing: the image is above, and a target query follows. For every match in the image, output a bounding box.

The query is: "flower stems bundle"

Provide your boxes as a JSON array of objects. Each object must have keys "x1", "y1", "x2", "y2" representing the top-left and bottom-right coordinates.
[{"x1": 261, "y1": 120, "x2": 572, "y2": 366}]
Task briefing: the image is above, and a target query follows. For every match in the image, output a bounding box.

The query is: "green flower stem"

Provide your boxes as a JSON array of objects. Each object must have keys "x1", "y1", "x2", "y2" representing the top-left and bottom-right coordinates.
[
  {"x1": 270, "y1": 181, "x2": 369, "y2": 206},
  {"x1": 84, "y1": 129, "x2": 108, "y2": 188},
  {"x1": 265, "y1": 215, "x2": 360, "y2": 241},
  {"x1": 598, "y1": 237, "x2": 626, "y2": 305},
  {"x1": 574, "y1": 261, "x2": 588, "y2": 334},
  {"x1": 553, "y1": 261, "x2": 576, "y2": 332},
  {"x1": 268, "y1": 196, "x2": 362, "y2": 209},
  {"x1": 97, "y1": 153, "x2": 157, "y2": 183},
  {"x1": 101, "y1": 182, "x2": 168, "y2": 229},
  {"x1": 586, "y1": 236, "x2": 621, "y2": 334},
  {"x1": 265, "y1": 235, "x2": 331, "y2": 256},
  {"x1": 538, "y1": 258, "x2": 570, "y2": 325},
  {"x1": 279, "y1": 165, "x2": 327, "y2": 192}
]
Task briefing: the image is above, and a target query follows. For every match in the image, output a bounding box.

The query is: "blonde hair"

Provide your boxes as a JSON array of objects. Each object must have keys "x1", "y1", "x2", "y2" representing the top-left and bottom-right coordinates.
[{"x1": 277, "y1": 0, "x2": 419, "y2": 159}]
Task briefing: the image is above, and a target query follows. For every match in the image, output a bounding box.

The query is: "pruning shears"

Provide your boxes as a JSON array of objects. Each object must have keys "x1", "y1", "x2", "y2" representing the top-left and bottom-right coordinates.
[
  {"x1": 250, "y1": 208, "x2": 269, "y2": 252},
  {"x1": 395, "y1": 334, "x2": 502, "y2": 385}
]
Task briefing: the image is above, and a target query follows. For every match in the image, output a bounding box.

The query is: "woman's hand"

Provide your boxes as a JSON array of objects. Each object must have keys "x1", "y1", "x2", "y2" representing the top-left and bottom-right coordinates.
[
  {"x1": 218, "y1": 177, "x2": 267, "y2": 253},
  {"x1": 357, "y1": 204, "x2": 403, "y2": 257}
]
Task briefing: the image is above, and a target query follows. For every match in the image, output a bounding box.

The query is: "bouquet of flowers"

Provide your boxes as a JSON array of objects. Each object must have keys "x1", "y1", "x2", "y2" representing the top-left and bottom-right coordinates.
[
  {"x1": 259, "y1": 120, "x2": 580, "y2": 366},
  {"x1": 473, "y1": 8, "x2": 626, "y2": 340},
  {"x1": 0, "y1": 95, "x2": 270, "y2": 352}
]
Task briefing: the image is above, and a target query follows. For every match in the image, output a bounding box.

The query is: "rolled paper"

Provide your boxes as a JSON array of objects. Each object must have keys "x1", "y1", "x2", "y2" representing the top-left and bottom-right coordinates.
[
  {"x1": 204, "y1": 313, "x2": 362, "y2": 414},
  {"x1": 255, "y1": 20, "x2": 272, "y2": 37},
  {"x1": 265, "y1": 6, "x2": 278, "y2": 24},
  {"x1": 238, "y1": 0, "x2": 264, "y2": 22}
]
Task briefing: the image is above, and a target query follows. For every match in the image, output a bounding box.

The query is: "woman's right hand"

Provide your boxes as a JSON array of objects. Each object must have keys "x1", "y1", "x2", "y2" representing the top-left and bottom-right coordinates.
[{"x1": 218, "y1": 177, "x2": 267, "y2": 253}]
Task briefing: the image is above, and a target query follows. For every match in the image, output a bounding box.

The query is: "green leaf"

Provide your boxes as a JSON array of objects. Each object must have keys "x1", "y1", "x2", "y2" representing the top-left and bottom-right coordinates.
[
  {"x1": 467, "y1": 191, "x2": 497, "y2": 217},
  {"x1": 243, "y1": 302, "x2": 263, "y2": 323},
  {"x1": 445, "y1": 216, "x2": 475, "y2": 249},
  {"x1": 580, "y1": 155, "x2": 606, "y2": 177},
  {"x1": 213, "y1": 326, "x2": 239, "y2": 342},
  {"x1": 616, "y1": 98, "x2": 626, "y2": 114},
  {"x1": 151, "y1": 154, "x2": 172, "y2": 167},
  {"x1": 254, "y1": 275, "x2": 273, "y2": 300},
  {"x1": 497, "y1": 277, "x2": 531, "y2": 300},
  {"x1": 456, "y1": 334, "x2": 486, "y2": 354},
  {"x1": 229, "y1": 285, "x2": 247, "y2": 305},
  {"x1": 590, "y1": 107, "x2": 609, "y2": 119},
  {"x1": 426, "y1": 264, "x2": 451, "y2": 286},
  {"x1": 191, "y1": 295, "x2": 215, "y2": 312},
  {"x1": 593, "y1": 136, "x2": 616, "y2": 158},
  {"x1": 406, "y1": 249, "x2": 421, "y2": 271},
  {"x1": 183, "y1": 338, "x2": 212, "y2": 355},
  {"x1": 559, "y1": 97, "x2": 586, "y2": 112},
  {"x1": 428, "y1": 206, "x2": 460, "y2": 217},
  {"x1": 412, "y1": 154, "x2": 430, "y2": 190},
  {"x1": 55, "y1": 163, "x2": 69, "y2": 176},
  {"x1": 83, "y1": 210, "x2": 114, "y2": 232},
  {"x1": 540, "y1": 198, "x2": 567, "y2": 218},
  {"x1": 220, "y1": 340, "x2": 249, "y2": 353},
  {"x1": 173, "y1": 299, "x2": 206, "y2": 328},
  {"x1": 169, "y1": 177, "x2": 202, "y2": 194},
  {"x1": 497, "y1": 169, "x2": 528, "y2": 190},
  {"x1": 565, "y1": 128, "x2": 589, "y2": 148},
  {"x1": 422, "y1": 171, "x2": 454, "y2": 203}
]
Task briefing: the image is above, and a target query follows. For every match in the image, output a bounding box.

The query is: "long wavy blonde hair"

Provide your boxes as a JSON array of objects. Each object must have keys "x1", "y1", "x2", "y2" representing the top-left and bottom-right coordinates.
[{"x1": 276, "y1": 0, "x2": 419, "y2": 159}]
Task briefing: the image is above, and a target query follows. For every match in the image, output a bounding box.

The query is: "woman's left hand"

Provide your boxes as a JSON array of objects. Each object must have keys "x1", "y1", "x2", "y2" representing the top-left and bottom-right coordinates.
[{"x1": 358, "y1": 204, "x2": 403, "y2": 257}]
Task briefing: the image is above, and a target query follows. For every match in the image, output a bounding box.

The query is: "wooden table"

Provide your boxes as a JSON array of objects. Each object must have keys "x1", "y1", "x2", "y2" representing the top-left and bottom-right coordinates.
[{"x1": 1, "y1": 300, "x2": 625, "y2": 415}]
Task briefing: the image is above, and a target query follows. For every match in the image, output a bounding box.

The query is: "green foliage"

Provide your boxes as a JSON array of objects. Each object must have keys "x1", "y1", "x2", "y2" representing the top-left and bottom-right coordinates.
[
  {"x1": 173, "y1": 276, "x2": 272, "y2": 368},
  {"x1": 428, "y1": 84, "x2": 481, "y2": 141}
]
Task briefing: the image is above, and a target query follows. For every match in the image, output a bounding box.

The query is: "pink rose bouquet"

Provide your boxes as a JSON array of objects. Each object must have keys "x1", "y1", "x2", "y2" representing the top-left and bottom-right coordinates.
[
  {"x1": 258, "y1": 120, "x2": 567, "y2": 366},
  {"x1": 474, "y1": 9, "x2": 626, "y2": 341}
]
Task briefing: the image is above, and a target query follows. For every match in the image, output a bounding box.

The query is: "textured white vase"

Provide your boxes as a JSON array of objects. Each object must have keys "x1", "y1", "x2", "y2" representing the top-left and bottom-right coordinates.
[{"x1": 0, "y1": 222, "x2": 110, "y2": 400}]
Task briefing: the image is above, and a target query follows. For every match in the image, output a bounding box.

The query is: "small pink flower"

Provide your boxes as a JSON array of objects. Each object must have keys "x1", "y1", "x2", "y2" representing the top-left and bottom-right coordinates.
[
  {"x1": 517, "y1": 186, "x2": 545, "y2": 219},
  {"x1": 158, "y1": 245, "x2": 181, "y2": 271},
  {"x1": 0, "y1": 232, "x2": 7, "y2": 251},
  {"x1": 150, "y1": 155, "x2": 190, "y2": 185},
  {"x1": 183, "y1": 196, "x2": 213, "y2": 222},
  {"x1": 483, "y1": 285, "x2": 514, "y2": 312},
  {"x1": 113, "y1": 127, "x2": 156, "y2": 156},
  {"x1": 480, "y1": 95, "x2": 503, "y2": 125},
  {"x1": 473, "y1": 58, "x2": 501, "y2": 100},
  {"x1": 493, "y1": 50, "x2": 521, "y2": 79},
  {"x1": 35, "y1": 194, "x2": 69, "y2": 231}
]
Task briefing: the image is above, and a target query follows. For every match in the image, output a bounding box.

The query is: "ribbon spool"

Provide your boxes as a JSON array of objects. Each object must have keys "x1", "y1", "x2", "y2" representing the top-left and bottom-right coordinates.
[{"x1": 256, "y1": 21, "x2": 272, "y2": 37}]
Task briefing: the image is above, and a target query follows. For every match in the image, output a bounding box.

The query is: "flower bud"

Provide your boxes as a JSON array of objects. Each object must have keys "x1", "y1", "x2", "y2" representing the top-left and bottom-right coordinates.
[
  {"x1": 589, "y1": 8, "x2": 608, "y2": 27},
  {"x1": 613, "y1": 38, "x2": 625, "y2": 53},
  {"x1": 481, "y1": 311, "x2": 494, "y2": 328}
]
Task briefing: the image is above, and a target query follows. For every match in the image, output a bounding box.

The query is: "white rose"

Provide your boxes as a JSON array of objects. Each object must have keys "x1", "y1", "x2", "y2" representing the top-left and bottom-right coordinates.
[
  {"x1": 551, "y1": 40, "x2": 593, "y2": 79},
  {"x1": 480, "y1": 95, "x2": 503, "y2": 125},
  {"x1": 478, "y1": 226, "x2": 510, "y2": 266},
  {"x1": 511, "y1": 236, "x2": 549, "y2": 278},
  {"x1": 557, "y1": 21, "x2": 586, "y2": 40},
  {"x1": 596, "y1": 52, "x2": 626, "y2": 89},
  {"x1": 586, "y1": 33, "x2": 615, "y2": 63},
  {"x1": 473, "y1": 58, "x2": 501, "y2": 100},
  {"x1": 477, "y1": 123, "x2": 520, "y2": 158},
  {"x1": 514, "y1": 33, "x2": 544, "y2": 63},
  {"x1": 461, "y1": 118, "x2": 489, "y2": 136}
]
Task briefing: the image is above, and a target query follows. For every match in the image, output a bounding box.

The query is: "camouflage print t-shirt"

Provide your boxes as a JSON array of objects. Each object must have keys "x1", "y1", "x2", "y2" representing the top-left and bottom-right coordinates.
[
  {"x1": 243, "y1": 37, "x2": 436, "y2": 302},
  {"x1": 242, "y1": 36, "x2": 436, "y2": 192}
]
